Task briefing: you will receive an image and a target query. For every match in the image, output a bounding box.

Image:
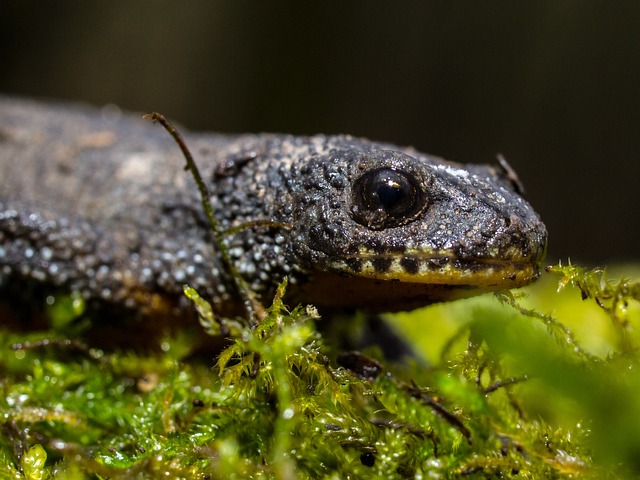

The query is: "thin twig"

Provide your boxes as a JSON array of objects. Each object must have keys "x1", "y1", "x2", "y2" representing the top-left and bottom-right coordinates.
[{"x1": 143, "y1": 113, "x2": 264, "y2": 324}]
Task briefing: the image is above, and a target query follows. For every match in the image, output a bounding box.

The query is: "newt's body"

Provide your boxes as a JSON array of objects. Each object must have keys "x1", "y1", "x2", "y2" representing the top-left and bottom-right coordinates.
[{"x1": 0, "y1": 96, "x2": 547, "y2": 321}]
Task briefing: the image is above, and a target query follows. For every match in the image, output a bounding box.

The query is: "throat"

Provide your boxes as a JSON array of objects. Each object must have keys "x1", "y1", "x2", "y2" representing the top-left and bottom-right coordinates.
[{"x1": 288, "y1": 272, "x2": 480, "y2": 313}]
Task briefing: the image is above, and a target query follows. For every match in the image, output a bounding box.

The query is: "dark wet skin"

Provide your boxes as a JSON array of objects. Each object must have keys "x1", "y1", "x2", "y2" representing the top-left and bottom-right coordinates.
[{"x1": 0, "y1": 96, "x2": 547, "y2": 328}]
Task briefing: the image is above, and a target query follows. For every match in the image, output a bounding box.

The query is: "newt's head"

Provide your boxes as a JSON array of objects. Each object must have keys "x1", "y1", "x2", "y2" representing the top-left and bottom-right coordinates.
[{"x1": 277, "y1": 138, "x2": 547, "y2": 312}]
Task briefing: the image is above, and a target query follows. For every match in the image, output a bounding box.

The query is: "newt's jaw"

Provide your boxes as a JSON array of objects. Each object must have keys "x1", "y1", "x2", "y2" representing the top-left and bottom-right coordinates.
[
  {"x1": 291, "y1": 249, "x2": 543, "y2": 313},
  {"x1": 332, "y1": 252, "x2": 542, "y2": 289},
  {"x1": 293, "y1": 272, "x2": 533, "y2": 313},
  {"x1": 333, "y1": 238, "x2": 545, "y2": 286},
  {"x1": 289, "y1": 249, "x2": 544, "y2": 313}
]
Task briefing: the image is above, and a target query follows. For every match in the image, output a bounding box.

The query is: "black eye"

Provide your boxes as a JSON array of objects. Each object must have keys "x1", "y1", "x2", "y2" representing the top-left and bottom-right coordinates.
[
  {"x1": 372, "y1": 174, "x2": 414, "y2": 214},
  {"x1": 351, "y1": 168, "x2": 426, "y2": 230}
]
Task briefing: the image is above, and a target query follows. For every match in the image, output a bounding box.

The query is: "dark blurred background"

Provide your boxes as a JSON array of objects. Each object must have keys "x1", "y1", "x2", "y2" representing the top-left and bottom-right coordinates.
[{"x1": 1, "y1": 1, "x2": 638, "y2": 265}]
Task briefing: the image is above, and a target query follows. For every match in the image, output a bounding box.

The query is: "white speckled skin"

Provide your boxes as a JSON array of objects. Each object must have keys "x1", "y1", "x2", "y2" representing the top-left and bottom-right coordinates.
[{"x1": 0, "y1": 96, "x2": 547, "y2": 318}]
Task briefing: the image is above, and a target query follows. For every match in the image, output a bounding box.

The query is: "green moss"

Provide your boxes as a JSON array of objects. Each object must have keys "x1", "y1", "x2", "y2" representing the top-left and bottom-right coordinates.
[{"x1": 1, "y1": 263, "x2": 640, "y2": 478}]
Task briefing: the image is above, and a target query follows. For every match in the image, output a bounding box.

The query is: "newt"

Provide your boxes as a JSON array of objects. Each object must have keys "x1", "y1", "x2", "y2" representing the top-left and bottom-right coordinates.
[{"x1": 0, "y1": 96, "x2": 547, "y2": 326}]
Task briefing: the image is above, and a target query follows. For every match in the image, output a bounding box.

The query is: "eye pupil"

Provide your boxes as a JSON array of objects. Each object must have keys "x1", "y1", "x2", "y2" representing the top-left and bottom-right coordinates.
[
  {"x1": 376, "y1": 179, "x2": 406, "y2": 212},
  {"x1": 351, "y1": 167, "x2": 427, "y2": 230}
]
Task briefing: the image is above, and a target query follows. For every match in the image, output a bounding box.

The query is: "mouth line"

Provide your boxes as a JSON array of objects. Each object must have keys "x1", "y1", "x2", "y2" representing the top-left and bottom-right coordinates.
[
  {"x1": 353, "y1": 243, "x2": 541, "y2": 261},
  {"x1": 296, "y1": 259, "x2": 542, "y2": 312},
  {"x1": 355, "y1": 253, "x2": 535, "y2": 263},
  {"x1": 333, "y1": 251, "x2": 542, "y2": 289}
]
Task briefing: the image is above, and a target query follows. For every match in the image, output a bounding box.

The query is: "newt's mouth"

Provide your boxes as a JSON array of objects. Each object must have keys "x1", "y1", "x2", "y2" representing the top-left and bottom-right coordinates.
[
  {"x1": 329, "y1": 246, "x2": 544, "y2": 289},
  {"x1": 291, "y1": 269, "x2": 536, "y2": 313},
  {"x1": 291, "y1": 252, "x2": 544, "y2": 313}
]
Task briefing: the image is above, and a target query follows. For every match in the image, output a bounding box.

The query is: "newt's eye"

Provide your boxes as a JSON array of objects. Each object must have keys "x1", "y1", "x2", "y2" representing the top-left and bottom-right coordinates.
[{"x1": 351, "y1": 168, "x2": 427, "y2": 230}]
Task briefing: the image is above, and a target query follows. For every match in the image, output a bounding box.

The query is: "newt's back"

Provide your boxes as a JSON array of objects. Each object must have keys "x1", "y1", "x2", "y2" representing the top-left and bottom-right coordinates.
[{"x1": 0, "y1": 96, "x2": 236, "y2": 318}]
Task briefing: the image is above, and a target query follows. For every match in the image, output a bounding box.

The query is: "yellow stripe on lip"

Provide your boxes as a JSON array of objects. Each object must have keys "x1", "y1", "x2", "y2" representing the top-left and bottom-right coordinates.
[{"x1": 335, "y1": 251, "x2": 541, "y2": 291}]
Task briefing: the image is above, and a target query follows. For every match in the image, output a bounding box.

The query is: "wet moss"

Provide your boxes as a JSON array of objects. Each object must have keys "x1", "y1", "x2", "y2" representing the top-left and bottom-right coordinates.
[{"x1": 1, "y1": 263, "x2": 639, "y2": 478}]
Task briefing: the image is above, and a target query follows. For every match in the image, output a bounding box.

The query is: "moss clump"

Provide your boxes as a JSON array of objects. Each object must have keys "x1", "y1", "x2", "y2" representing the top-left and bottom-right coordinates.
[{"x1": 1, "y1": 263, "x2": 640, "y2": 478}]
